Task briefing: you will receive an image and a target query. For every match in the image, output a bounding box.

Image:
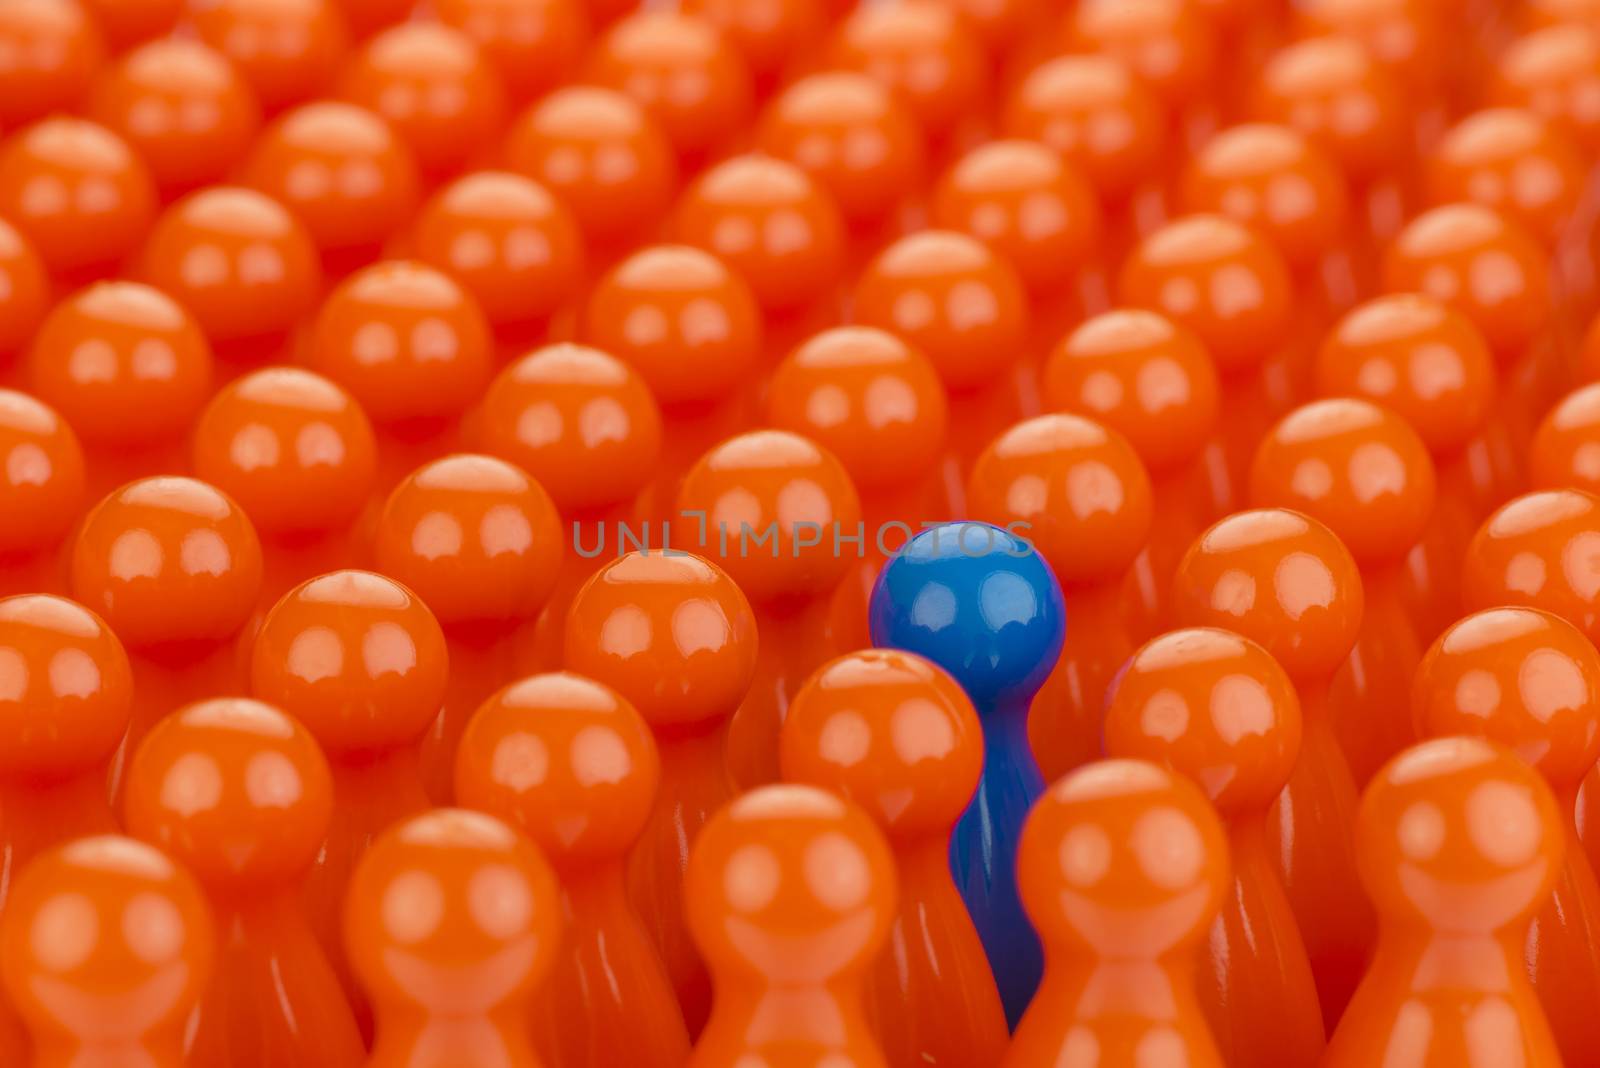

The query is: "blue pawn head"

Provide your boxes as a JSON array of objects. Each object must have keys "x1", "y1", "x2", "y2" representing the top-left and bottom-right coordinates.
[{"x1": 869, "y1": 522, "x2": 1066, "y2": 709}]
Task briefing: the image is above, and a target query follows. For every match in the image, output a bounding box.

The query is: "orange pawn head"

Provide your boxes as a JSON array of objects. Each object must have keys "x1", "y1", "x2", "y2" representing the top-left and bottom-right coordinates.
[
  {"x1": 1181, "y1": 123, "x2": 1350, "y2": 270},
  {"x1": 1118, "y1": 214, "x2": 1293, "y2": 375},
  {"x1": 251, "y1": 570, "x2": 449, "y2": 758},
  {"x1": 1414, "y1": 608, "x2": 1600, "y2": 791},
  {"x1": 563, "y1": 551, "x2": 758, "y2": 733},
  {"x1": 69, "y1": 477, "x2": 262, "y2": 654},
  {"x1": 0, "y1": 391, "x2": 85, "y2": 563},
  {"x1": 1172, "y1": 508, "x2": 1364, "y2": 684},
  {"x1": 1381, "y1": 203, "x2": 1550, "y2": 360},
  {"x1": 1463, "y1": 490, "x2": 1600, "y2": 645},
  {"x1": 0, "y1": 594, "x2": 131, "y2": 784},
  {"x1": 122, "y1": 698, "x2": 332, "y2": 893},
  {"x1": 1105, "y1": 628, "x2": 1301, "y2": 818},
  {"x1": 968, "y1": 414, "x2": 1153, "y2": 588},
  {"x1": 826, "y1": 1, "x2": 986, "y2": 141},
  {"x1": 135, "y1": 186, "x2": 322, "y2": 361},
  {"x1": 1250, "y1": 399, "x2": 1436, "y2": 568},
  {"x1": 853, "y1": 230, "x2": 1028, "y2": 392},
  {"x1": 1043, "y1": 310, "x2": 1220, "y2": 476},
  {"x1": 1425, "y1": 108, "x2": 1585, "y2": 249},
  {"x1": 375, "y1": 454, "x2": 563, "y2": 629},
  {"x1": 581, "y1": 245, "x2": 762, "y2": 409},
  {"x1": 677, "y1": 430, "x2": 862, "y2": 607},
  {"x1": 190, "y1": 369, "x2": 377, "y2": 540},
  {"x1": 671, "y1": 153, "x2": 845, "y2": 314},
  {"x1": 1313, "y1": 294, "x2": 1495, "y2": 459},
  {"x1": 455, "y1": 671, "x2": 660, "y2": 868},
  {"x1": 1530, "y1": 384, "x2": 1600, "y2": 495},
  {"x1": 0, "y1": 836, "x2": 213, "y2": 1066}
]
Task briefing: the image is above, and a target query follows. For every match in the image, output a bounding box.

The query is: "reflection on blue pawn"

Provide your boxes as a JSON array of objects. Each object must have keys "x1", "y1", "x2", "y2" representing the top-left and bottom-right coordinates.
[{"x1": 868, "y1": 521, "x2": 1065, "y2": 1028}]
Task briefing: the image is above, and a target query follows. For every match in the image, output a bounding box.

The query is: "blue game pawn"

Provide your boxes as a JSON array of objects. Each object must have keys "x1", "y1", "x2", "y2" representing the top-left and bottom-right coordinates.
[{"x1": 869, "y1": 521, "x2": 1066, "y2": 1026}]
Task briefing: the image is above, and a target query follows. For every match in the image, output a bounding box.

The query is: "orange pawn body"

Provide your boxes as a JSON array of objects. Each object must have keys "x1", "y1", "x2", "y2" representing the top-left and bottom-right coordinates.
[
  {"x1": 564, "y1": 552, "x2": 759, "y2": 1036},
  {"x1": 1326, "y1": 738, "x2": 1564, "y2": 1067},
  {"x1": 780, "y1": 650, "x2": 1007, "y2": 1068},
  {"x1": 0, "y1": 836, "x2": 214, "y2": 1068},
  {"x1": 456, "y1": 672, "x2": 690, "y2": 1068},
  {"x1": 1105, "y1": 628, "x2": 1325, "y2": 1068},
  {"x1": 686, "y1": 785, "x2": 897, "y2": 1068},
  {"x1": 1173, "y1": 508, "x2": 1374, "y2": 1023},
  {"x1": 1003, "y1": 760, "x2": 1229, "y2": 1068},
  {"x1": 346, "y1": 809, "x2": 561, "y2": 1068},
  {"x1": 122, "y1": 698, "x2": 364, "y2": 1068}
]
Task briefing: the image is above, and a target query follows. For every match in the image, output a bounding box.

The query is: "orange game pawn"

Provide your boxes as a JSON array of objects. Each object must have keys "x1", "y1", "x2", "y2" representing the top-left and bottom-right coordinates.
[
  {"x1": 410, "y1": 171, "x2": 585, "y2": 351},
  {"x1": 374, "y1": 454, "x2": 563, "y2": 802},
  {"x1": 764, "y1": 326, "x2": 948, "y2": 652},
  {"x1": 564, "y1": 551, "x2": 758, "y2": 1035},
  {"x1": 585, "y1": 11, "x2": 754, "y2": 169},
  {"x1": 0, "y1": 836, "x2": 213, "y2": 1068},
  {"x1": 1250, "y1": 399, "x2": 1437, "y2": 783},
  {"x1": 1104, "y1": 628, "x2": 1325, "y2": 1068},
  {"x1": 0, "y1": 593, "x2": 132, "y2": 1062},
  {"x1": 306, "y1": 260, "x2": 493, "y2": 493},
  {"x1": 853, "y1": 229, "x2": 1031, "y2": 512},
  {"x1": 756, "y1": 72, "x2": 927, "y2": 253},
  {"x1": 135, "y1": 186, "x2": 323, "y2": 367},
  {"x1": 0, "y1": 392, "x2": 84, "y2": 596},
  {"x1": 1414, "y1": 607, "x2": 1600, "y2": 1068},
  {"x1": 250, "y1": 569, "x2": 447, "y2": 1020},
  {"x1": 686, "y1": 784, "x2": 897, "y2": 1068},
  {"x1": 1313, "y1": 294, "x2": 1499, "y2": 645},
  {"x1": 503, "y1": 86, "x2": 678, "y2": 257},
  {"x1": 1530, "y1": 382, "x2": 1600, "y2": 494},
  {"x1": 677, "y1": 430, "x2": 863, "y2": 788},
  {"x1": 579, "y1": 245, "x2": 762, "y2": 520},
  {"x1": 1003, "y1": 760, "x2": 1229, "y2": 1068},
  {"x1": 966, "y1": 414, "x2": 1154, "y2": 780},
  {"x1": 190, "y1": 368, "x2": 378, "y2": 606},
  {"x1": 1042, "y1": 310, "x2": 1221, "y2": 640},
  {"x1": 1118, "y1": 213, "x2": 1294, "y2": 514},
  {"x1": 1172, "y1": 507, "x2": 1373, "y2": 1023},
  {"x1": 122, "y1": 698, "x2": 363, "y2": 1068},
  {"x1": 1382, "y1": 202, "x2": 1554, "y2": 462},
  {"x1": 780, "y1": 649, "x2": 1007, "y2": 1068},
  {"x1": 26, "y1": 281, "x2": 213, "y2": 498},
  {"x1": 1460, "y1": 488, "x2": 1600, "y2": 875},
  {"x1": 670, "y1": 152, "x2": 847, "y2": 350},
  {"x1": 240, "y1": 101, "x2": 418, "y2": 277},
  {"x1": 346, "y1": 809, "x2": 560, "y2": 1068},
  {"x1": 469, "y1": 343, "x2": 663, "y2": 669},
  {"x1": 1325, "y1": 737, "x2": 1564, "y2": 1068},
  {"x1": 455, "y1": 672, "x2": 691, "y2": 1068},
  {"x1": 0, "y1": 596, "x2": 129, "y2": 886},
  {"x1": 68, "y1": 476, "x2": 263, "y2": 800},
  {"x1": 1000, "y1": 55, "x2": 1170, "y2": 256}
]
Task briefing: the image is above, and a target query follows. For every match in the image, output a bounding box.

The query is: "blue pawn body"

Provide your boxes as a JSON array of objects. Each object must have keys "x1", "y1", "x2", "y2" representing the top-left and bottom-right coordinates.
[{"x1": 868, "y1": 522, "x2": 1066, "y2": 1028}]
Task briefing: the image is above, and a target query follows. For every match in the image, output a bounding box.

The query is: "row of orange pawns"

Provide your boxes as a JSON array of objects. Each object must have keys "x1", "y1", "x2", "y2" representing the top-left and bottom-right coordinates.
[{"x1": 6, "y1": 0, "x2": 1600, "y2": 1067}]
